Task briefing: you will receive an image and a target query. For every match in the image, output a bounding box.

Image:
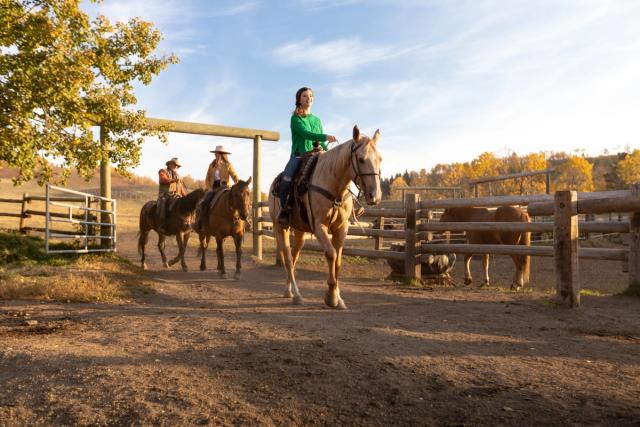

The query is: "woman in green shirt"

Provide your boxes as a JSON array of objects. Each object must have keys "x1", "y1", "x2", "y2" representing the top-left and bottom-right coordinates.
[{"x1": 278, "y1": 87, "x2": 337, "y2": 226}]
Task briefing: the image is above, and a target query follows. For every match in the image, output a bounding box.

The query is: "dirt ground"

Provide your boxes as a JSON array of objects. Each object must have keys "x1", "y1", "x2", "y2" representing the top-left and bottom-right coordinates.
[{"x1": 1, "y1": 229, "x2": 640, "y2": 426}]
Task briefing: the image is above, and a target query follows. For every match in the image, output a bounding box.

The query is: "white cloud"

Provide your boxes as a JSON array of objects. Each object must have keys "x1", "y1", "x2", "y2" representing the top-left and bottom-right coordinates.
[{"x1": 271, "y1": 37, "x2": 419, "y2": 74}]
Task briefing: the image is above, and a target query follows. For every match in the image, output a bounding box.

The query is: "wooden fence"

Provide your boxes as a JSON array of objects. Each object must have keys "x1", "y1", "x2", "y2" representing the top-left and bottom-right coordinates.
[
  {"x1": 253, "y1": 186, "x2": 640, "y2": 307},
  {"x1": 0, "y1": 193, "x2": 98, "y2": 236}
]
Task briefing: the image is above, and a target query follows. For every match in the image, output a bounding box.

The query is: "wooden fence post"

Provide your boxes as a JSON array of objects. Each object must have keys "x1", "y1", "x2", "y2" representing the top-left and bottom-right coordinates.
[
  {"x1": 554, "y1": 190, "x2": 580, "y2": 307},
  {"x1": 19, "y1": 193, "x2": 29, "y2": 232},
  {"x1": 404, "y1": 193, "x2": 420, "y2": 282},
  {"x1": 627, "y1": 184, "x2": 640, "y2": 293},
  {"x1": 252, "y1": 135, "x2": 262, "y2": 260},
  {"x1": 375, "y1": 216, "x2": 385, "y2": 250}
]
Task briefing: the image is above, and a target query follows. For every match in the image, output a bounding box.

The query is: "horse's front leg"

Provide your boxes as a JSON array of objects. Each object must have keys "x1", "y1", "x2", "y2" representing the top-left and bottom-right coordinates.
[
  {"x1": 276, "y1": 225, "x2": 300, "y2": 302},
  {"x1": 216, "y1": 237, "x2": 226, "y2": 278},
  {"x1": 233, "y1": 233, "x2": 242, "y2": 280},
  {"x1": 510, "y1": 254, "x2": 524, "y2": 291},
  {"x1": 314, "y1": 223, "x2": 342, "y2": 309},
  {"x1": 157, "y1": 233, "x2": 169, "y2": 268},
  {"x1": 464, "y1": 254, "x2": 473, "y2": 285},
  {"x1": 168, "y1": 233, "x2": 182, "y2": 268},
  {"x1": 174, "y1": 231, "x2": 188, "y2": 272},
  {"x1": 199, "y1": 233, "x2": 208, "y2": 271},
  {"x1": 331, "y1": 228, "x2": 348, "y2": 310},
  {"x1": 481, "y1": 254, "x2": 490, "y2": 287}
]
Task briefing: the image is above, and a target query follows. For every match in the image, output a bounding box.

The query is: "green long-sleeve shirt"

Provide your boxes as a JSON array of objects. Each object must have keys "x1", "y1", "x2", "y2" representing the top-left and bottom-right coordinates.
[{"x1": 290, "y1": 114, "x2": 328, "y2": 156}]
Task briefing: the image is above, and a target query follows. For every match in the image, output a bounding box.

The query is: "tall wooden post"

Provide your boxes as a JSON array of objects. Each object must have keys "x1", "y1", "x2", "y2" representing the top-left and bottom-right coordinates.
[
  {"x1": 19, "y1": 193, "x2": 29, "y2": 232},
  {"x1": 627, "y1": 184, "x2": 640, "y2": 293},
  {"x1": 252, "y1": 135, "x2": 262, "y2": 259},
  {"x1": 375, "y1": 216, "x2": 385, "y2": 250},
  {"x1": 99, "y1": 126, "x2": 112, "y2": 249},
  {"x1": 554, "y1": 190, "x2": 579, "y2": 307},
  {"x1": 404, "y1": 193, "x2": 420, "y2": 282},
  {"x1": 545, "y1": 171, "x2": 551, "y2": 194}
]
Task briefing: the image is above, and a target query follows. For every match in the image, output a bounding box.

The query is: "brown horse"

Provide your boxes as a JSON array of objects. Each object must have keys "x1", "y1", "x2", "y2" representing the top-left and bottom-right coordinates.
[
  {"x1": 197, "y1": 178, "x2": 252, "y2": 279},
  {"x1": 439, "y1": 206, "x2": 531, "y2": 290},
  {"x1": 138, "y1": 188, "x2": 205, "y2": 271},
  {"x1": 268, "y1": 126, "x2": 382, "y2": 309}
]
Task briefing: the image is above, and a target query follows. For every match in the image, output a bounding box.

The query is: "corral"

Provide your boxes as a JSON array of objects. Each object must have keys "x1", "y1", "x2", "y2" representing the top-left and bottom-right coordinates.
[{"x1": 1, "y1": 176, "x2": 639, "y2": 425}]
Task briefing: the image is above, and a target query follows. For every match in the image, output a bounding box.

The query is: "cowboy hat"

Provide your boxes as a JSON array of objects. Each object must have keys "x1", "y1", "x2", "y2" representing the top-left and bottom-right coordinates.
[
  {"x1": 210, "y1": 145, "x2": 231, "y2": 154},
  {"x1": 166, "y1": 157, "x2": 181, "y2": 167}
]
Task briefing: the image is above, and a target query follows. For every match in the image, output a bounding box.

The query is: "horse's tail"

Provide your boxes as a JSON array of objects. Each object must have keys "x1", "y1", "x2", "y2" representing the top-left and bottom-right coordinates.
[{"x1": 520, "y1": 211, "x2": 531, "y2": 284}]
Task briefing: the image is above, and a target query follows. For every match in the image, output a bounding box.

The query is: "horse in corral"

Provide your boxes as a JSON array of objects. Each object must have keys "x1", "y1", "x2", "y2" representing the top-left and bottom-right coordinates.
[
  {"x1": 197, "y1": 178, "x2": 252, "y2": 279},
  {"x1": 138, "y1": 188, "x2": 205, "y2": 271},
  {"x1": 268, "y1": 125, "x2": 382, "y2": 309},
  {"x1": 439, "y1": 206, "x2": 531, "y2": 290}
]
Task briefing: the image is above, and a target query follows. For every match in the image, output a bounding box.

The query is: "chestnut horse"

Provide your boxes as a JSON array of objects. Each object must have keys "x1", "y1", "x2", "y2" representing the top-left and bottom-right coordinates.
[
  {"x1": 138, "y1": 188, "x2": 205, "y2": 271},
  {"x1": 268, "y1": 126, "x2": 382, "y2": 309},
  {"x1": 439, "y1": 206, "x2": 531, "y2": 290},
  {"x1": 197, "y1": 178, "x2": 252, "y2": 279}
]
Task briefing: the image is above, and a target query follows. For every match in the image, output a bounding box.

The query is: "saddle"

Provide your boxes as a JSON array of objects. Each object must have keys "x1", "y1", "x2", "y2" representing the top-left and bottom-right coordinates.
[{"x1": 273, "y1": 152, "x2": 322, "y2": 232}]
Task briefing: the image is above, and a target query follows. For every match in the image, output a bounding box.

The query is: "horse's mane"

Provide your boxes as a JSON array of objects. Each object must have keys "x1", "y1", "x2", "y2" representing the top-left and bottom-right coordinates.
[
  {"x1": 314, "y1": 138, "x2": 355, "y2": 178},
  {"x1": 174, "y1": 188, "x2": 205, "y2": 214}
]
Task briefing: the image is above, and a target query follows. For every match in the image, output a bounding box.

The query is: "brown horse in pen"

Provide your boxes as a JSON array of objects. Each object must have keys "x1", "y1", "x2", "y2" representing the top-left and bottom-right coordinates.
[
  {"x1": 197, "y1": 178, "x2": 252, "y2": 279},
  {"x1": 138, "y1": 188, "x2": 205, "y2": 271},
  {"x1": 439, "y1": 206, "x2": 531, "y2": 290}
]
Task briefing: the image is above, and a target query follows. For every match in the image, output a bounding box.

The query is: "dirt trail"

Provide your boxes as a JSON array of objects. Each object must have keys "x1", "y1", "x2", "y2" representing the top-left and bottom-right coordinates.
[{"x1": 1, "y1": 231, "x2": 639, "y2": 426}]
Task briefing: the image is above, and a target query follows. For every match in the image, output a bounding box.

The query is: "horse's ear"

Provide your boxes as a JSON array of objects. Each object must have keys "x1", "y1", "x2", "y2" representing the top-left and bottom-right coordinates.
[
  {"x1": 353, "y1": 125, "x2": 360, "y2": 143},
  {"x1": 246, "y1": 176, "x2": 252, "y2": 185},
  {"x1": 371, "y1": 129, "x2": 381, "y2": 145}
]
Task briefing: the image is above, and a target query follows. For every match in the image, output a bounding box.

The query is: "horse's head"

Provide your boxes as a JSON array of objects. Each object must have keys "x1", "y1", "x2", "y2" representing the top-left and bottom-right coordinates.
[
  {"x1": 351, "y1": 125, "x2": 382, "y2": 205},
  {"x1": 230, "y1": 177, "x2": 253, "y2": 221}
]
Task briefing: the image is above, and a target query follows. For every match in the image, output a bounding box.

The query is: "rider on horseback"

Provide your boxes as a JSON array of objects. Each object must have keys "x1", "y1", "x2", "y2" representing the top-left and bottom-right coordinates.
[
  {"x1": 277, "y1": 87, "x2": 337, "y2": 227},
  {"x1": 157, "y1": 157, "x2": 186, "y2": 234},
  {"x1": 195, "y1": 145, "x2": 239, "y2": 233}
]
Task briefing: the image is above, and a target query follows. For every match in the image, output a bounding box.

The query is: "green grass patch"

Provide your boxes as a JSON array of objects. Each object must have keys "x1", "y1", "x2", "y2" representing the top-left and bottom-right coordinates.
[{"x1": 580, "y1": 289, "x2": 605, "y2": 297}]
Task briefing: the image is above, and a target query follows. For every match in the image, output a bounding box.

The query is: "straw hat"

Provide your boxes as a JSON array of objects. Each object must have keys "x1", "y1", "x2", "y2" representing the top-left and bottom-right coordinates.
[
  {"x1": 166, "y1": 157, "x2": 181, "y2": 167},
  {"x1": 210, "y1": 145, "x2": 231, "y2": 154}
]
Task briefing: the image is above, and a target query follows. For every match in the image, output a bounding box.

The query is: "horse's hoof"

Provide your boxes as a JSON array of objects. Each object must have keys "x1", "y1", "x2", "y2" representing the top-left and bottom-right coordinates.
[
  {"x1": 219, "y1": 272, "x2": 227, "y2": 279},
  {"x1": 292, "y1": 295, "x2": 304, "y2": 305},
  {"x1": 200, "y1": 264, "x2": 206, "y2": 271},
  {"x1": 234, "y1": 272, "x2": 241, "y2": 280},
  {"x1": 162, "y1": 262, "x2": 169, "y2": 269},
  {"x1": 182, "y1": 266, "x2": 188, "y2": 272},
  {"x1": 283, "y1": 290, "x2": 294, "y2": 298},
  {"x1": 464, "y1": 278, "x2": 472, "y2": 286},
  {"x1": 141, "y1": 263, "x2": 147, "y2": 270},
  {"x1": 511, "y1": 283, "x2": 522, "y2": 291},
  {"x1": 324, "y1": 292, "x2": 339, "y2": 308},
  {"x1": 480, "y1": 280, "x2": 490, "y2": 288},
  {"x1": 336, "y1": 299, "x2": 347, "y2": 310},
  {"x1": 168, "y1": 259, "x2": 179, "y2": 267}
]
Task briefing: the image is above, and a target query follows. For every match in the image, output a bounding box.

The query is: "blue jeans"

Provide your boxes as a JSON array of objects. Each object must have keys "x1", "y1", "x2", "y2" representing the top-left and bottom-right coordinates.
[{"x1": 279, "y1": 154, "x2": 302, "y2": 210}]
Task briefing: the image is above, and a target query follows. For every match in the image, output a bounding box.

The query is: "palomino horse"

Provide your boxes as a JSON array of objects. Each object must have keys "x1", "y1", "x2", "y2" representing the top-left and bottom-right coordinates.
[
  {"x1": 197, "y1": 178, "x2": 252, "y2": 279},
  {"x1": 138, "y1": 188, "x2": 205, "y2": 271},
  {"x1": 268, "y1": 126, "x2": 382, "y2": 309},
  {"x1": 439, "y1": 206, "x2": 531, "y2": 290}
]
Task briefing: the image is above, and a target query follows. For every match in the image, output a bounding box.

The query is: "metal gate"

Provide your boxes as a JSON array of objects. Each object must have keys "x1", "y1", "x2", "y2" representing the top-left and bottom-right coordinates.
[{"x1": 45, "y1": 185, "x2": 117, "y2": 254}]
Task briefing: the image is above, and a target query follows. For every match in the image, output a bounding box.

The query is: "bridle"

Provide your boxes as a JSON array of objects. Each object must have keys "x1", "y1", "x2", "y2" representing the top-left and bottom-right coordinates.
[
  {"x1": 230, "y1": 182, "x2": 251, "y2": 221},
  {"x1": 350, "y1": 139, "x2": 380, "y2": 198}
]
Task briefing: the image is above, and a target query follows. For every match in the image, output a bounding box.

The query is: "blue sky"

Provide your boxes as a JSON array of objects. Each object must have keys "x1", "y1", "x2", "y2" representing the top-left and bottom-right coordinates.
[{"x1": 85, "y1": 0, "x2": 640, "y2": 189}]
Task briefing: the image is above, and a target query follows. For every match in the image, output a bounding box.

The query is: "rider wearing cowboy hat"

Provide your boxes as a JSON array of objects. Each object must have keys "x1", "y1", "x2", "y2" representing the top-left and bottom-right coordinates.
[
  {"x1": 196, "y1": 145, "x2": 239, "y2": 233},
  {"x1": 157, "y1": 157, "x2": 186, "y2": 233}
]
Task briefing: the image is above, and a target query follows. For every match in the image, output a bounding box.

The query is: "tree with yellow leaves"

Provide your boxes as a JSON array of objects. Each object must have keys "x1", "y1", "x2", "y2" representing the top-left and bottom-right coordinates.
[
  {"x1": 554, "y1": 156, "x2": 594, "y2": 191},
  {"x1": 617, "y1": 150, "x2": 640, "y2": 185},
  {"x1": 389, "y1": 176, "x2": 408, "y2": 201}
]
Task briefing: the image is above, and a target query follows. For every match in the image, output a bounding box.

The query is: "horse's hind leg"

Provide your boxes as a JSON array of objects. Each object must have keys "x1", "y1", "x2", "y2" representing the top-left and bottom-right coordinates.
[
  {"x1": 481, "y1": 254, "x2": 490, "y2": 287},
  {"x1": 233, "y1": 233, "x2": 242, "y2": 280},
  {"x1": 216, "y1": 237, "x2": 227, "y2": 278},
  {"x1": 157, "y1": 233, "x2": 169, "y2": 268},
  {"x1": 199, "y1": 234, "x2": 209, "y2": 271},
  {"x1": 139, "y1": 230, "x2": 149, "y2": 270},
  {"x1": 464, "y1": 254, "x2": 473, "y2": 285},
  {"x1": 314, "y1": 224, "x2": 341, "y2": 309},
  {"x1": 276, "y1": 226, "x2": 299, "y2": 301},
  {"x1": 171, "y1": 232, "x2": 188, "y2": 272}
]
